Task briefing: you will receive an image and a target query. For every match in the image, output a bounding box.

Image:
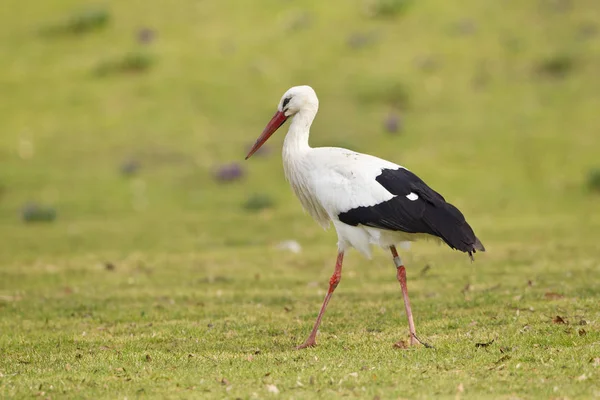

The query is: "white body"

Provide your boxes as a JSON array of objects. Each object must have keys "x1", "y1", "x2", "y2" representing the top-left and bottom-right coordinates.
[{"x1": 279, "y1": 87, "x2": 435, "y2": 258}]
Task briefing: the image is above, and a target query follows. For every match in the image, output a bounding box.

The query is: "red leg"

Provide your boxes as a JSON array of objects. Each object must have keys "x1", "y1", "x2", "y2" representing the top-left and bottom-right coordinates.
[
  {"x1": 296, "y1": 251, "x2": 344, "y2": 349},
  {"x1": 390, "y1": 245, "x2": 419, "y2": 346}
]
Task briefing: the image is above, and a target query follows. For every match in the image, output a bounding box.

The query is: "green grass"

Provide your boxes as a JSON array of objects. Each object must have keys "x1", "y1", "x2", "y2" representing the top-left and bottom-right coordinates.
[{"x1": 1, "y1": 0, "x2": 600, "y2": 398}]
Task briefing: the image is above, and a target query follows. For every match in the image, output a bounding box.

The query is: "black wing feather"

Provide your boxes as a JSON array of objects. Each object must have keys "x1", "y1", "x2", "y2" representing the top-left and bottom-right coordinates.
[{"x1": 337, "y1": 168, "x2": 485, "y2": 256}]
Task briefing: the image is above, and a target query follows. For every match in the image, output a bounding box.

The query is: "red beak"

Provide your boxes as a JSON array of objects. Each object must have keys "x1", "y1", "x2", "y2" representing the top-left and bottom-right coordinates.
[{"x1": 245, "y1": 111, "x2": 288, "y2": 160}]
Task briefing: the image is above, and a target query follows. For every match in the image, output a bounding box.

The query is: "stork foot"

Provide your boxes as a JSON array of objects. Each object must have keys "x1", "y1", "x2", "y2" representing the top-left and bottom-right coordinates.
[
  {"x1": 394, "y1": 334, "x2": 434, "y2": 349},
  {"x1": 411, "y1": 333, "x2": 434, "y2": 348}
]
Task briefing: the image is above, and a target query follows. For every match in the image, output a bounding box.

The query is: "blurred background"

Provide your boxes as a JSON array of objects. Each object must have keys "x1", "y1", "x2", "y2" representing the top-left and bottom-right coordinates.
[{"x1": 1, "y1": 0, "x2": 599, "y2": 262}]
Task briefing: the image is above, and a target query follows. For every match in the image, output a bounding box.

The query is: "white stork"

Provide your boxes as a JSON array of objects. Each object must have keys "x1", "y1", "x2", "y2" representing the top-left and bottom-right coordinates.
[{"x1": 245, "y1": 85, "x2": 485, "y2": 349}]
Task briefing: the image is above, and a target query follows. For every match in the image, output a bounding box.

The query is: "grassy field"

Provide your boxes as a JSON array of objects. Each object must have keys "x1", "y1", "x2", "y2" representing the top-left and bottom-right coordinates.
[{"x1": 1, "y1": 0, "x2": 600, "y2": 398}]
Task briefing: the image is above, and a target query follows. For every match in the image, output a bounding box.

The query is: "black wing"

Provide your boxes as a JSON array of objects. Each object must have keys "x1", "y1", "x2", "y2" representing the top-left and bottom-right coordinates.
[{"x1": 337, "y1": 168, "x2": 485, "y2": 256}]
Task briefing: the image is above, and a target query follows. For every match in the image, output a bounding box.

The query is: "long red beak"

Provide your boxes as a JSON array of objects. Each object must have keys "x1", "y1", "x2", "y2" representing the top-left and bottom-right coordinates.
[{"x1": 245, "y1": 111, "x2": 288, "y2": 160}]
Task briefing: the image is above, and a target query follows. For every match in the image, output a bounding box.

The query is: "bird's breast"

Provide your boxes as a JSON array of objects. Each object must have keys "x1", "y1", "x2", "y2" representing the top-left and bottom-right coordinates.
[{"x1": 283, "y1": 156, "x2": 331, "y2": 229}]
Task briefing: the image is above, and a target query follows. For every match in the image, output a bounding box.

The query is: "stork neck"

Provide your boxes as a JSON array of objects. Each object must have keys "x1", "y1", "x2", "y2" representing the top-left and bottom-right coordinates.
[{"x1": 283, "y1": 107, "x2": 316, "y2": 156}]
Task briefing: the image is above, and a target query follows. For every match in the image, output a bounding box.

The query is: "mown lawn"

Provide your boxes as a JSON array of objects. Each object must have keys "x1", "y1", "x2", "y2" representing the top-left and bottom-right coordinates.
[{"x1": 1, "y1": 0, "x2": 599, "y2": 398}]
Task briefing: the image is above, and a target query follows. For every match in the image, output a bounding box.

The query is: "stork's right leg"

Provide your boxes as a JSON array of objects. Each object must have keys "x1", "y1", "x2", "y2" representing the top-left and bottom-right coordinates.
[
  {"x1": 296, "y1": 251, "x2": 344, "y2": 349},
  {"x1": 390, "y1": 245, "x2": 419, "y2": 346}
]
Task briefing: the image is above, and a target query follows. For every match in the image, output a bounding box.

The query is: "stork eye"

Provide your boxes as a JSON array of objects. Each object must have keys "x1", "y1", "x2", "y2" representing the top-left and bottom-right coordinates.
[{"x1": 282, "y1": 97, "x2": 291, "y2": 109}]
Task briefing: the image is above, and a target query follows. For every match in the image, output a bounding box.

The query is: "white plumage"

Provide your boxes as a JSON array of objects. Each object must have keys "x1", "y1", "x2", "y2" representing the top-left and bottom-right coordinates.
[{"x1": 276, "y1": 86, "x2": 432, "y2": 258}]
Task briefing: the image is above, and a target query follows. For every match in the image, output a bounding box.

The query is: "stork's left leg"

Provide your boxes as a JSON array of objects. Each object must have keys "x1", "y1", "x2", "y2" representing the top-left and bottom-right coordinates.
[{"x1": 390, "y1": 245, "x2": 419, "y2": 346}]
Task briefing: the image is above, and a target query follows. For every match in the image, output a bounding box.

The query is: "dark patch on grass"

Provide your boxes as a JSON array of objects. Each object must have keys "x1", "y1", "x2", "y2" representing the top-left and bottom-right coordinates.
[
  {"x1": 383, "y1": 112, "x2": 402, "y2": 134},
  {"x1": 40, "y1": 7, "x2": 110, "y2": 37},
  {"x1": 137, "y1": 28, "x2": 156, "y2": 44},
  {"x1": 243, "y1": 194, "x2": 275, "y2": 212},
  {"x1": 586, "y1": 168, "x2": 600, "y2": 193},
  {"x1": 475, "y1": 339, "x2": 494, "y2": 348},
  {"x1": 536, "y1": 53, "x2": 576, "y2": 79},
  {"x1": 120, "y1": 159, "x2": 140, "y2": 177},
  {"x1": 94, "y1": 51, "x2": 155, "y2": 76},
  {"x1": 213, "y1": 163, "x2": 244, "y2": 183},
  {"x1": 552, "y1": 315, "x2": 567, "y2": 324},
  {"x1": 21, "y1": 203, "x2": 57, "y2": 223},
  {"x1": 365, "y1": 0, "x2": 413, "y2": 18}
]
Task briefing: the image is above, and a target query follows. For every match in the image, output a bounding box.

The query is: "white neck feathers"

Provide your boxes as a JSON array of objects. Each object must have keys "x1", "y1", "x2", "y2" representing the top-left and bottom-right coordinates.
[{"x1": 282, "y1": 106, "x2": 317, "y2": 158}]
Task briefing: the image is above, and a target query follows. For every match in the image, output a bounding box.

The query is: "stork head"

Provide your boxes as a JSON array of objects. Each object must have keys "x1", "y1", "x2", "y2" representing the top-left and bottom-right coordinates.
[
  {"x1": 245, "y1": 85, "x2": 318, "y2": 160},
  {"x1": 278, "y1": 85, "x2": 319, "y2": 117}
]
